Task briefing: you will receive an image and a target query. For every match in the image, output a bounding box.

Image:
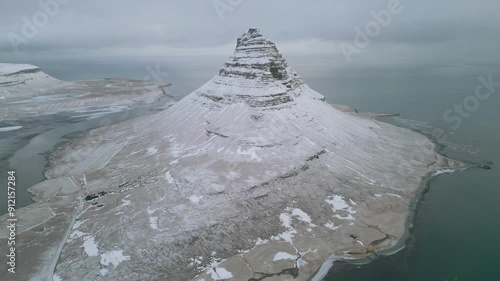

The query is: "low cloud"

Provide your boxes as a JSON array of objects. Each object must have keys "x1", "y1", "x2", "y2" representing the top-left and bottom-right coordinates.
[{"x1": 0, "y1": 0, "x2": 499, "y2": 65}]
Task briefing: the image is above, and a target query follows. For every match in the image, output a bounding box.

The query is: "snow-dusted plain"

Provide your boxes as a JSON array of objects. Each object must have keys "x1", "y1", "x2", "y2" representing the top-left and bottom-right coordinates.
[
  {"x1": 0, "y1": 63, "x2": 168, "y2": 121},
  {"x1": 0, "y1": 29, "x2": 464, "y2": 281}
]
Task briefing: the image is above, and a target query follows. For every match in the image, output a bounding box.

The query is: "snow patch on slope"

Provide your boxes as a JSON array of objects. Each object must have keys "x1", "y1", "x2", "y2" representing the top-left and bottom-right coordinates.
[
  {"x1": 100, "y1": 250, "x2": 130, "y2": 268},
  {"x1": 81, "y1": 236, "x2": 99, "y2": 257},
  {"x1": 210, "y1": 267, "x2": 233, "y2": 280},
  {"x1": 272, "y1": 207, "x2": 315, "y2": 243},
  {"x1": 273, "y1": 252, "x2": 297, "y2": 261},
  {"x1": 149, "y1": 216, "x2": 159, "y2": 230},
  {"x1": 325, "y1": 195, "x2": 357, "y2": 220},
  {"x1": 189, "y1": 195, "x2": 203, "y2": 204}
]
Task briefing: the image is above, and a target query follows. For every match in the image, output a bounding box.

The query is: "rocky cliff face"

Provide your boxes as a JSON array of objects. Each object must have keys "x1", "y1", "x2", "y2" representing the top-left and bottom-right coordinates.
[
  {"x1": 0, "y1": 29, "x2": 459, "y2": 281},
  {"x1": 201, "y1": 28, "x2": 321, "y2": 110}
]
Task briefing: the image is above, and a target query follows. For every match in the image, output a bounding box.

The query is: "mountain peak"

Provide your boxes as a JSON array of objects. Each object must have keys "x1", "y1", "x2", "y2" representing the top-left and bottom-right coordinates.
[
  {"x1": 232, "y1": 29, "x2": 282, "y2": 71},
  {"x1": 195, "y1": 29, "x2": 316, "y2": 109},
  {"x1": 229, "y1": 28, "x2": 285, "y2": 79},
  {"x1": 236, "y1": 28, "x2": 266, "y2": 47}
]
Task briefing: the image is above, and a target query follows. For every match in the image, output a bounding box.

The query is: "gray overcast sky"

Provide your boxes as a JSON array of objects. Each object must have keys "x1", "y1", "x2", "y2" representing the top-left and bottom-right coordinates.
[{"x1": 1, "y1": 0, "x2": 499, "y2": 64}]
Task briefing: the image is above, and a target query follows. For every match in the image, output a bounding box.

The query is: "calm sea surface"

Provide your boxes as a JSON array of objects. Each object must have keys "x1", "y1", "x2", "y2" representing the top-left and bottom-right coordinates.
[{"x1": 1, "y1": 56, "x2": 498, "y2": 280}]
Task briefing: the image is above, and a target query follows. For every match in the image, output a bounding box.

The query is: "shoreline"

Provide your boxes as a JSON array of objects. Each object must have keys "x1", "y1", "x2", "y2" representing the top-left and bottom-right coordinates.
[
  {"x1": 310, "y1": 115, "x2": 469, "y2": 280},
  {"x1": 1, "y1": 101, "x2": 466, "y2": 281},
  {"x1": 0, "y1": 89, "x2": 172, "y2": 216},
  {"x1": 42, "y1": 88, "x2": 174, "y2": 179}
]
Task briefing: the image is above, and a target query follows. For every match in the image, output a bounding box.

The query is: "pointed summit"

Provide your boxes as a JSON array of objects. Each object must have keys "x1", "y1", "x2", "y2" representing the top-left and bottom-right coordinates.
[
  {"x1": 202, "y1": 29, "x2": 322, "y2": 109},
  {"x1": 236, "y1": 28, "x2": 265, "y2": 46},
  {"x1": 219, "y1": 28, "x2": 294, "y2": 83}
]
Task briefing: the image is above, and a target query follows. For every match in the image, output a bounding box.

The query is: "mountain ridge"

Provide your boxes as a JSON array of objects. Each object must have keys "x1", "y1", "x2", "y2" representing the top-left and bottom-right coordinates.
[{"x1": 0, "y1": 63, "x2": 167, "y2": 121}]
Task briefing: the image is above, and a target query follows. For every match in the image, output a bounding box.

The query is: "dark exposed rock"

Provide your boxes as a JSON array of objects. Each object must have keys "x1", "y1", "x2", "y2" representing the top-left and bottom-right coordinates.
[{"x1": 198, "y1": 29, "x2": 304, "y2": 109}]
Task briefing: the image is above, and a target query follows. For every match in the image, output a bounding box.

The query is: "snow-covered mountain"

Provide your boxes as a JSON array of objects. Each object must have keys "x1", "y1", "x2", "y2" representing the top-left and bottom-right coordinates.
[
  {"x1": 0, "y1": 63, "x2": 65, "y2": 97},
  {"x1": 0, "y1": 63, "x2": 167, "y2": 121},
  {"x1": 206, "y1": 28, "x2": 320, "y2": 107},
  {"x1": 0, "y1": 29, "x2": 461, "y2": 281}
]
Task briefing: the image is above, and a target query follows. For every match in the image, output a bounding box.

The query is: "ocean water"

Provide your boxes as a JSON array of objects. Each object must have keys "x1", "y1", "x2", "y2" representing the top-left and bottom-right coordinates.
[
  {"x1": 2, "y1": 56, "x2": 499, "y2": 280},
  {"x1": 319, "y1": 67, "x2": 500, "y2": 280},
  {"x1": 0, "y1": 99, "x2": 170, "y2": 214}
]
